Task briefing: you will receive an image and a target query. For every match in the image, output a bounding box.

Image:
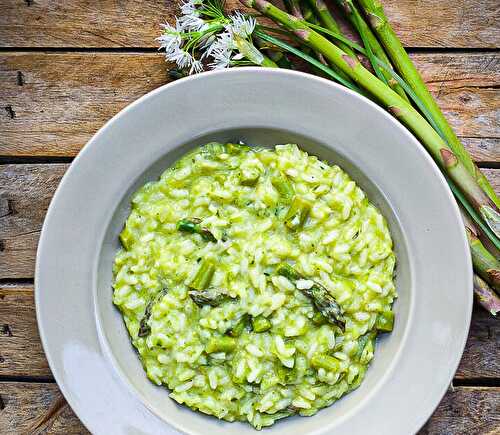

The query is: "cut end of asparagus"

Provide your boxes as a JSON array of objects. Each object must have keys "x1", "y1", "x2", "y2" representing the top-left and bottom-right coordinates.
[
  {"x1": 473, "y1": 274, "x2": 500, "y2": 316},
  {"x1": 480, "y1": 205, "x2": 500, "y2": 239}
]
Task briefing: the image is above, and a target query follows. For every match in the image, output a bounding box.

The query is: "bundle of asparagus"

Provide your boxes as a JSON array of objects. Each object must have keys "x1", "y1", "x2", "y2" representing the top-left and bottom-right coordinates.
[{"x1": 158, "y1": 0, "x2": 500, "y2": 315}]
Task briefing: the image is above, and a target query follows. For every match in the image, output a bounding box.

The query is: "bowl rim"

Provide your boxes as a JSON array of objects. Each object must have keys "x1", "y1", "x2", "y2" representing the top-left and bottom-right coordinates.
[{"x1": 35, "y1": 67, "x2": 472, "y2": 435}]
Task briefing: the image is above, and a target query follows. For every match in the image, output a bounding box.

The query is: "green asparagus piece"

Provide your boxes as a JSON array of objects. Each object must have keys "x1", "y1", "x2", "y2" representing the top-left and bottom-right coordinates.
[
  {"x1": 276, "y1": 263, "x2": 345, "y2": 329},
  {"x1": 228, "y1": 314, "x2": 251, "y2": 337},
  {"x1": 356, "y1": 0, "x2": 500, "y2": 210},
  {"x1": 177, "y1": 218, "x2": 217, "y2": 243},
  {"x1": 206, "y1": 336, "x2": 237, "y2": 353},
  {"x1": 354, "y1": 331, "x2": 376, "y2": 361},
  {"x1": 189, "y1": 288, "x2": 230, "y2": 307},
  {"x1": 138, "y1": 287, "x2": 169, "y2": 337},
  {"x1": 473, "y1": 275, "x2": 500, "y2": 316},
  {"x1": 271, "y1": 173, "x2": 295, "y2": 201},
  {"x1": 375, "y1": 310, "x2": 394, "y2": 332},
  {"x1": 119, "y1": 226, "x2": 134, "y2": 250},
  {"x1": 204, "y1": 142, "x2": 226, "y2": 155},
  {"x1": 239, "y1": 168, "x2": 260, "y2": 186},
  {"x1": 226, "y1": 142, "x2": 252, "y2": 154},
  {"x1": 190, "y1": 259, "x2": 216, "y2": 291},
  {"x1": 310, "y1": 354, "x2": 341, "y2": 372},
  {"x1": 242, "y1": 0, "x2": 500, "y2": 242},
  {"x1": 285, "y1": 196, "x2": 312, "y2": 229},
  {"x1": 252, "y1": 315, "x2": 272, "y2": 332}
]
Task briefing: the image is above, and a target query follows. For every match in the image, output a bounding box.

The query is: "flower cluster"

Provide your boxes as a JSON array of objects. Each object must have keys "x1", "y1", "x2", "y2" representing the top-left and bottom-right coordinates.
[{"x1": 157, "y1": 0, "x2": 258, "y2": 74}]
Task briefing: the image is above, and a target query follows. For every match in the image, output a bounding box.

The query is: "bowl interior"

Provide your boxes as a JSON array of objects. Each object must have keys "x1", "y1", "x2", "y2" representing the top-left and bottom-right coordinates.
[{"x1": 95, "y1": 127, "x2": 411, "y2": 435}]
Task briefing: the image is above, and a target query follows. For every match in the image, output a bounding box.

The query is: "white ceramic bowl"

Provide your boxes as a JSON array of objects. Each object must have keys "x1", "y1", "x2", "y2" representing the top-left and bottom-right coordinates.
[{"x1": 36, "y1": 68, "x2": 472, "y2": 435}]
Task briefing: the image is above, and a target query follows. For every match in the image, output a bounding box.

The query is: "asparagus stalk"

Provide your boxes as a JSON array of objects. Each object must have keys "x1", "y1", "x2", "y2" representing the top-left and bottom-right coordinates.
[
  {"x1": 356, "y1": 0, "x2": 500, "y2": 210},
  {"x1": 206, "y1": 336, "x2": 237, "y2": 353},
  {"x1": 462, "y1": 210, "x2": 500, "y2": 292},
  {"x1": 241, "y1": 0, "x2": 500, "y2": 239},
  {"x1": 473, "y1": 275, "x2": 500, "y2": 316},
  {"x1": 305, "y1": 0, "x2": 356, "y2": 58},
  {"x1": 333, "y1": 0, "x2": 408, "y2": 101}
]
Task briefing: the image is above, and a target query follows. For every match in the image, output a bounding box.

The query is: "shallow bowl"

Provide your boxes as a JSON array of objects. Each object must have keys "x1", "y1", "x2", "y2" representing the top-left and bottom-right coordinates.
[{"x1": 36, "y1": 68, "x2": 472, "y2": 435}]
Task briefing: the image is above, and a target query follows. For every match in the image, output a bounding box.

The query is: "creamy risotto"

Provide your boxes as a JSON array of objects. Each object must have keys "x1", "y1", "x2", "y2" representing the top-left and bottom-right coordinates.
[{"x1": 112, "y1": 143, "x2": 396, "y2": 429}]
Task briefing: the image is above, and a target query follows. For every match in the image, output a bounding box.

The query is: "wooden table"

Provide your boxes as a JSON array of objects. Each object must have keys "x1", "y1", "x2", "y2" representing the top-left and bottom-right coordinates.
[{"x1": 0, "y1": 1, "x2": 499, "y2": 433}]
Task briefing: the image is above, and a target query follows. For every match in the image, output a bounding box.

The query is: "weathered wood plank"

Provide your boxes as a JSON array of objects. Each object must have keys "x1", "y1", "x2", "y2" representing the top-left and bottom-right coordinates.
[
  {"x1": 0, "y1": 164, "x2": 67, "y2": 279},
  {"x1": 0, "y1": 382, "x2": 90, "y2": 434},
  {"x1": 0, "y1": 381, "x2": 497, "y2": 434},
  {"x1": 1, "y1": 166, "x2": 499, "y2": 280},
  {"x1": 418, "y1": 387, "x2": 500, "y2": 435},
  {"x1": 1, "y1": 283, "x2": 498, "y2": 379},
  {"x1": 0, "y1": 52, "x2": 498, "y2": 158},
  {"x1": 0, "y1": 0, "x2": 498, "y2": 48}
]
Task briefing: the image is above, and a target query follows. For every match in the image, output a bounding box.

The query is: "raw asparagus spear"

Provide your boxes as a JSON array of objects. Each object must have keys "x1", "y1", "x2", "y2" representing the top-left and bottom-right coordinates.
[
  {"x1": 276, "y1": 263, "x2": 345, "y2": 329},
  {"x1": 356, "y1": 0, "x2": 499, "y2": 210}
]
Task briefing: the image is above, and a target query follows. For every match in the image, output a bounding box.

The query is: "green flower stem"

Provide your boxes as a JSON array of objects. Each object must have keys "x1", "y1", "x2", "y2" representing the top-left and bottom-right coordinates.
[
  {"x1": 333, "y1": 0, "x2": 408, "y2": 101},
  {"x1": 254, "y1": 36, "x2": 295, "y2": 69},
  {"x1": 234, "y1": 34, "x2": 279, "y2": 68},
  {"x1": 356, "y1": 0, "x2": 499, "y2": 209},
  {"x1": 473, "y1": 274, "x2": 500, "y2": 316},
  {"x1": 241, "y1": 0, "x2": 500, "y2": 239}
]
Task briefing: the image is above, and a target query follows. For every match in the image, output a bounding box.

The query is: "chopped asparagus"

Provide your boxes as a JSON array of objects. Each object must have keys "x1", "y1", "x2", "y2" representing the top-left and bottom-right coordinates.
[
  {"x1": 271, "y1": 173, "x2": 295, "y2": 201},
  {"x1": 252, "y1": 315, "x2": 272, "y2": 332},
  {"x1": 206, "y1": 336, "x2": 237, "y2": 353},
  {"x1": 285, "y1": 196, "x2": 312, "y2": 229},
  {"x1": 119, "y1": 226, "x2": 134, "y2": 250},
  {"x1": 177, "y1": 218, "x2": 217, "y2": 243},
  {"x1": 375, "y1": 310, "x2": 394, "y2": 332},
  {"x1": 204, "y1": 142, "x2": 226, "y2": 155},
  {"x1": 190, "y1": 259, "x2": 215, "y2": 291},
  {"x1": 138, "y1": 287, "x2": 169, "y2": 337},
  {"x1": 354, "y1": 331, "x2": 377, "y2": 361},
  {"x1": 276, "y1": 263, "x2": 345, "y2": 329},
  {"x1": 310, "y1": 354, "x2": 341, "y2": 372},
  {"x1": 239, "y1": 168, "x2": 260, "y2": 186},
  {"x1": 189, "y1": 288, "x2": 229, "y2": 307},
  {"x1": 226, "y1": 142, "x2": 252, "y2": 154},
  {"x1": 228, "y1": 314, "x2": 251, "y2": 337}
]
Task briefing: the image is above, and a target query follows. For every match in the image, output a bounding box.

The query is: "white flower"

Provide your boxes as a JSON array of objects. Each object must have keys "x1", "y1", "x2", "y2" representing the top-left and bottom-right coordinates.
[
  {"x1": 189, "y1": 59, "x2": 204, "y2": 74},
  {"x1": 157, "y1": 23, "x2": 182, "y2": 56},
  {"x1": 178, "y1": 11, "x2": 208, "y2": 31},
  {"x1": 169, "y1": 49, "x2": 194, "y2": 69},
  {"x1": 206, "y1": 31, "x2": 235, "y2": 69},
  {"x1": 180, "y1": 0, "x2": 200, "y2": 16},
  {"x1": 228, "y1": 12, "x2": 256, "y2": 38}
]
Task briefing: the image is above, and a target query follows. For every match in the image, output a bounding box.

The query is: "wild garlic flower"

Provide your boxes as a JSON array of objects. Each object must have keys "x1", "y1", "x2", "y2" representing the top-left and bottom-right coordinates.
[{"x1": 157, "y1": 0, "x2": 261, "y2": 75}]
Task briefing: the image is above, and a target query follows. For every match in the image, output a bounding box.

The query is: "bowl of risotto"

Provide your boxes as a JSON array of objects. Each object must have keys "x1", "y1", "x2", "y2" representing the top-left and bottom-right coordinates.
[{"x1": 36, "y1": 68, "x2": 472, "y2": 435}]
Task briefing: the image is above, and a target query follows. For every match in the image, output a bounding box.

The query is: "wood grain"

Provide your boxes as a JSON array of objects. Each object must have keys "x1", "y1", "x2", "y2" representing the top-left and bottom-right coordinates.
[
  {"x1": 0, "y1": 283, "x2": 498, "y2": 380},
  {"x1": 1, "y1": 52, "x2": 499, "y2": 158},
  {"x1": 1, "y1": 165, "x2": 499, "y2": 280},
  {"x1": 0, "y1": 381, "x2": 497, "y2": 434},
  {"x1": 0, "y1": 0, "x2": 498, "y2": 49},
  {"x1": 0, "y1": 382, "x2": 90, "y2": 434}
]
